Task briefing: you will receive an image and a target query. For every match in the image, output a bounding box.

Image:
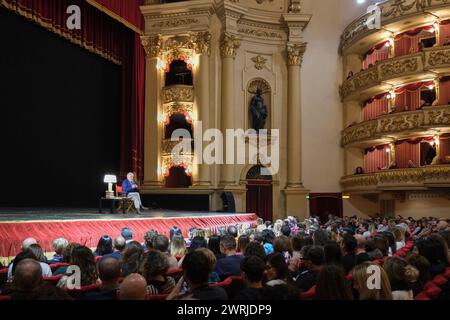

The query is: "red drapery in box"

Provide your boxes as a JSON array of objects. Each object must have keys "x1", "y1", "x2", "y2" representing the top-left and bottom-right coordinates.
[
  {"x1": 440, "y1": 135, "x2": 450, "y2": 163},
  {"x1": 394, "y1": 26, "x2": 434, "y2": 56},
  {"x1": 394, "y1": 81, "x2": 434, "y2": 112},
  {"x1": 440, "y1": 20, "x2": 450, "y2": 45},
  {"x1": 363, "y1": 94, "x2": 389, "y2": 120},
  {"x1": 439, "y1": 77, "x2": 450, "y2": 106},
  {"x1": 363, "y1": 42, "x2": 389, "y2": 69},
  {"x1": 364, "y1": 145, "x2": 389, "y2": 173},
  {"x1": 395, "y1": 141, "x2": 420, "y2": 168},
  {"x1": 1, "y1": 0, "x2": 146, "y2": 181}
]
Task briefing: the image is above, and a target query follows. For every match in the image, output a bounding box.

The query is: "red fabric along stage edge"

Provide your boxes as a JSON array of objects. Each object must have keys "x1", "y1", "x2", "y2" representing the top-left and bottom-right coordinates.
[{"x1": 0, "y1": 214, "x2": 258, "y2": 258}]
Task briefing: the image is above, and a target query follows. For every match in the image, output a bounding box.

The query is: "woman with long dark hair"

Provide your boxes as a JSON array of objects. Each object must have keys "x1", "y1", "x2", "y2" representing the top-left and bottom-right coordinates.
[
  {"x1": 315, "y1": 265, "x2": 353, "y2": 300},
  {"x1": 94, "y1": 235, "x2": 113, "y2": 257}
]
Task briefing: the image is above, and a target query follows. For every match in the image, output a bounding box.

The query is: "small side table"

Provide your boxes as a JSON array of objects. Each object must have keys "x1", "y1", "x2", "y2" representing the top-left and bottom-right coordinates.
[{"x1": 99, "y1": 197, "x2": 127, "y2": 214}]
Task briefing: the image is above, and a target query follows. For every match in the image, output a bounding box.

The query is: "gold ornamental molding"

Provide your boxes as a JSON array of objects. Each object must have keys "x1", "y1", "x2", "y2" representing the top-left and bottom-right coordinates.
[
  {"x1": 163, "y1": 102, "x2": 194, "y2": 117},
  {"x1": 188, "y1": 31, "x2": 212, "y2": 56},
  {"x1": 341, "y1": 165, "x2": 450, "y2": 192},
  {"x1": 339, "y1": 48, "x2": 450, "y2": 101},
  {"x1": 162, "y1": 139, "x2": 194, "y2": 156},
  {"x1": 287, "y1": 42, "x2": 307, "y2": 66},
  {"x1": 339, "y1": 0, "x2": 450, "y2": 54},
  {"x1": 141, "y1": 34, "x2": 163, "y2": 58},
  {"x1": 220, "y1": 33, "x2": 241, "y2": 59},
  {"x1": 162, "y1": 85, "x2": 195, "y2": 104},
  {"x1": 342, "y1": 105, "x2": 450, "y2": 147}
]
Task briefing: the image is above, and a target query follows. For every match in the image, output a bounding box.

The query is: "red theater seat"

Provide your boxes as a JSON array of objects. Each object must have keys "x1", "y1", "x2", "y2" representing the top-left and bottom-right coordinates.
[
  {"x1": 301, "y1": 286, "x2": 316, "y2": 299},
  {"x1": 414, "y1": 292, "x2": 430, "y2": 300},
  {"x1": 433, "y1": 274, "x2": 448, "y2": 287},
  {"x1": 444, "y1": 267, "x2": 450, "y2": 279},
  {"x1": 211, "y1": 276, "x2": 233, "y2": 288},
  {"x1": 49, "y1": 263, "x2": 70, "y2": 271},
  {"x1": 43, "y1": 274, "x2": 64, "y2": 285},
  {"x1": 423, "y1": 281, "x2": 442, "y2": 298},
  {"x1": 0, "y1": 295, "x2": 11, "y2": 301}
]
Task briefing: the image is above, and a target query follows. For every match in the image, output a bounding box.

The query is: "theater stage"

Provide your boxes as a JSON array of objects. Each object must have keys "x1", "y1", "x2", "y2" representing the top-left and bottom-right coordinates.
[{"x1": 0, "y1": 209, "x2": 258, "y2": 260}]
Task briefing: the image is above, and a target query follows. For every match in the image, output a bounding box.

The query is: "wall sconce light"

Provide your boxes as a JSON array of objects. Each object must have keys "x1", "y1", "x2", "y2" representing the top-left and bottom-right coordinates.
[
  {"x1": 186, "y1": 55, "x2": 198, "y2": 67},
  {"x1": 387, "y1": 90, "x2": 396, "y2": 99},
  {"x1": 386, "y1": 147, "x2": 391, "y2": 153},
  {"x1": 427, "y1": 84, "x2": 435, "y2": 90},
  {"x1": 156, "y1": 58, "x2": 166, "y2": 71},
  {"x1": 158, "y1": 114, "x2": 167, "y2": 123}
]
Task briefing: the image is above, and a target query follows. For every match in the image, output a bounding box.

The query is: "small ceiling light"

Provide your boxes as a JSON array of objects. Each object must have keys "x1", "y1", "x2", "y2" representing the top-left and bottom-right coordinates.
[{"x1": 357, "y1": 0, "x2": 366, "y2": 4}]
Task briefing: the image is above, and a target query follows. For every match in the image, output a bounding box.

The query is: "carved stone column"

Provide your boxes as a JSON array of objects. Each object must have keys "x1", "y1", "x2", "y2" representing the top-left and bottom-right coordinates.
[
  {"x1": 190, "y1": 31, "x2": 212, "y2": 187},
  {"x1": 284, "y1": 42, "x2": 310, "y2": 220},
  {"x1": 141, "y1": 35, "x2": 163, "y2": 187},
  {"x1": 220, "y1": 32, "x2": 240, "y2": 186}
]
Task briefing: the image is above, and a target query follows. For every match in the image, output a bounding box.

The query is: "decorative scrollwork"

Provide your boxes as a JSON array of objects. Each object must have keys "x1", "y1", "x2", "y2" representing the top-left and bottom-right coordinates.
[
  {"x1": 162, "y1": 86, "x2": 194, "y2": 104},
  {"x1": 379, "y1": 57, "x2": 419, "y2": 78}
]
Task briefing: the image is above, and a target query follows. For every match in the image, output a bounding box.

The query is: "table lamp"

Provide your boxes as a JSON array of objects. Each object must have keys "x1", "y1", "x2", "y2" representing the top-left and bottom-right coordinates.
[{"x1": 104, "y1": 174, "x2": 117, "y2": 199}]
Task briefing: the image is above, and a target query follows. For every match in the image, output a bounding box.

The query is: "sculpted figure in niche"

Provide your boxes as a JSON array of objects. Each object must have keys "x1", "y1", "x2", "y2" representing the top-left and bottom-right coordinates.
[{"x1": 250, "y1": 88, "x2": 268, "y2": 131}]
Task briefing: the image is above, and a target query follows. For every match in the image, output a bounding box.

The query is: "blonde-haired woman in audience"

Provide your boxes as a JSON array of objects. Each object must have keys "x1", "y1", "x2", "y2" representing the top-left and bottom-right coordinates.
[
  {"x1": 352, "y1": 262, "x2": 392, "y2": 300},
  {"x1": 392, "y1": 227, "x2": 406, "y2": 250},
  {"x1": 384, "y1": 257, "x2": 418, "y2": 300}
]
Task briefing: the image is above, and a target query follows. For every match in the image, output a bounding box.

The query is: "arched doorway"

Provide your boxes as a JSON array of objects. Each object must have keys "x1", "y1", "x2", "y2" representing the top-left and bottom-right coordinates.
[{"x1": 246, "y1": 165, "x2": 273, "y2": 221}]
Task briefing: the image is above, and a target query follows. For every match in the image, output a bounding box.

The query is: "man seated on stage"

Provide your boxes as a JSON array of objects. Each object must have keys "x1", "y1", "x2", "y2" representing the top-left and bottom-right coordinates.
[{"x1": 122, "y1": 172, "x2": 148, "y2": 214}]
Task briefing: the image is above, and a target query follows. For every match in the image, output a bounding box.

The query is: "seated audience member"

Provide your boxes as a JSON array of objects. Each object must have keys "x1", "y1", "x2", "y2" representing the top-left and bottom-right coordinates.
[
  {"x1": 406, "y1": 253, "x2": 431, "y2": 295},
  {"x1": 121, "y1": 227, "x2": 134, "y2": 244},
  {"x1": 260, "y1": 283, "x2": 300, "y2": 300},
  {"x1": 392, "y1": 227, "x2": 405, "y2": 250},
  {"x1": 143, "y1": 229, "x2": 158, "y2": 252},
  {"x1": 384, "y1": 257, "x2": 418, "y2": 300},
  {"x1": 8, "y1": 249, "x2": 52, "y2": 282},
  {"x1": 294, "y1": 245, "x2": 324, "y2": 292},
  {"x1": 234, "y1": 256, "x2": 265, "y2": 300},
  {"x1": 312, "y1": 229, "x2": 329, "y2": 246},
  {"x1": 121, "y1": 172, "x2": 148, "y2": 214},
  {"x1": 368, "y1": 235, "x2": 389, "y2": 260},
  {"x1": 177, "y1": 251, "x2": 228, "y2": 300},
  {"x1": 341, "y1": 235, "x2": 357, "y2": 274},
  {"x1": 28, "y1": 244, "x2": 48, "y2": 264},
  {"x1": 84, "y1": 257, "x2": 121, "y2": 300},
  {"x1": 265, "y1": 252, "x2": 292, "y2": 286},
  {"x1": 354, "y1": 234, "x2": 371, "y2": 265},
  {"x1": 273, "y1": 235, "x2": 293, "y2": 264},
  {"x1": 215, "y1": 235, "x2": 244, "y2": 279},
  {"x1": 22, "y1": 237, "x2": 37, "y2": 250},
  {"x1": 237, "y1": 235, "x2": 250, "y2": 255},
  {"x1": 141, "y1": 251, "x2": 175, "y2": 296},
  {"x1": 170, "y1": 234, "x2": 187, "y2": 258},
  {"x1": 315, "y1": 265, "x2": 353, "y2": 300},
  {"x1": 262, "y1": 229, "x2": 275, "y2": 255},
  {"x1": 207, "y1": 235, "x2": 224, "y2": 260},
  {"x1": 153, "y1": 234, "x2": 178, "y2": 269},
  {"x1": 117, "y1": 273, "x2": 147, "y2": 300},
  {"x1": 227, "y1": 225, "x2": 238, "y2": 238},
  {"x1": 380, "y1": 231, "x2": 397, "y2": 256},
  {"x1": 281, "y1": 224, "x2": 292, "y2": 237},
  {"x1": 101, "y1": 236, "x2": 126, "y2": 261},
  {"x1": 429, "y1": 233, "x2": 450, "y2": 266},
  {"x1": 48, "y1": 238, "x2": 68, "y2": 264},
  {"x1": 58, "y1": 245, "x2": 99, "y2": 289},
  {"x1": 352, "y1": 262, "x2": 392, "y2": 300},
  {"x1": 120, "y1": 241, "x2": 144, "y2": 277},
  {"x1": 53, "y1": 243, "x2": 80, "y2": 275},
  {"x1": 324, "y1": 241, "x2": 343, "y2": 268},
  {"x1": 440, "y1": 230, "x2": 450, "y2": 257},
  {"x1": 196, "y1": 248, "x2": 221, "y2": 284},
  {"x1": 94, "y1": 235, "x2": 113, "y2": 257},
  {"x1": 417, "y1": 236, "x2": 448, "y2": 277},
  {"x1": 244, "y1": 241, "x2": 267, "y2": 262},
  {"x1": 189, "y1": 236, "x2": 208, "y2": 251},
  {"x1": 11, "y1": 259, "x2": 70, "y2": 300},
  {"x1": 169, "y1": 226, "x2": 182, "y2": 240}
]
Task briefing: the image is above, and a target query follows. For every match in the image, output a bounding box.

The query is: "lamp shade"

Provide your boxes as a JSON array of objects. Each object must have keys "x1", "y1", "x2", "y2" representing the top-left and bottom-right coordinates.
[{"x1": 103, "y1": 174, "x2": 117, "y2": 183}]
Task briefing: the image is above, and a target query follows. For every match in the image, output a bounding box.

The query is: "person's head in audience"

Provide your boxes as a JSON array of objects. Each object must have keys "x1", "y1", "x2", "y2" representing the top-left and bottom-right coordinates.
[
  {"x1": 22, "y1": 237, "x2": 37, "y2": 251},
  {"x1": 28, "y1": 244, "x2": 47, "y2": 263},
  {"x1": 170, "y1": 234, "x2": 186, "y2": 257},
  {"x1": 392, "y1": 227, "x2": 404, "y2": 244},
  {"x1": 240, "y1": 256, "x2": 265, "y2": 288},
  {"x1": 379, "y1": 231, "x2": 396, "y2": 255},
  {"x1": 312, "y1": 230, "x2": 329, "y2": 246},
  {"x1": 190, "y1": 236, "x2": 208, "y2": 251},
  {"x1": 273, "y1": 235, "x2": 293, "y2": 256},
  {"x1": 315, "y1": 264, "x2": 353, "y2": 300},
  {"x1": 98, "y1": 257, "x2": 121, "y2": 289},
  {"x1": 237, "y1": 235, "x2": 250, "y2": 254},
  {"x1": 303, "y1": 245, "x2": 325, "y2": 272},
  {"x1": 95, "y1": 235, "x2": 113, "y2": 256},
  {"x1": 52, "y1": 238, "x2": 68, "y2": 258},
  {"x1": 153, "y1": 234, "x2": 171, "y2": 254},
  {"x1": 373, "y1": 235, "x2": 389, "y2": 257},
  {"x1": 436, "y1": 220, "x2": 448, "y2": 232},
  {"x1": 324, "y1": 241, "x2": 342, "y2": 266},
  {"x1": 244, "y1": 241, "x2": 266, "y2": 261},
  {"x1": 11, "y1": 249, "x2": 38, "y2": 277},
  {"x1": 281, "y1": 224, "x2": 291, "y2": 237},
  {"x1": 341, "y1": 234, "x2": 357, "y2": 256},
  {"x1": 265, "y1": 252, "x2": 291, "y2": 284},
  {"x1": 352, "y1": 262, "x2": 392, "y2": 300},
  {"x1": 141, "y1": 251, "x2": 170, "y2": 283},
  {"x1": 291, "y1": 235, "x2": 313, "y2": 254},
  {"x1": 62, "y1": 243, "x2": 81, "y2": 263},
  {"x1": 117, "y1": 273, "x2": 147, "y2": 300},
  {"x1": 227, "y1": 225, "x2": 238, "y2": 238},
  {"x1": 207, "y1": 235, "x2": 222, "y2": 256},
  {"x1": 121, "y1": 241, "x2": 144, "y2": 276},
  {"x1": 70, "y1": 245, "x2": 98, "y2": 286},
  {"x1": 261, "y1": 229, "x2": 275, "y2": 244},
  {"x1": 220, "y1": 234, "x2": 237, "y2": 256},
  {"x1": 169, "y1": 226, "x2": 182, "y2": 241},
  {"x1": 143, "y1": 229, "x2": 158, "y2": 250},
  {"x1": 384, "y1": 257, "x2": 419, "y2": 292},
  {"x1": 429, "y1": 233, "x2": 450, "y2": 266},
  {"x1": 12, "y1": 259, "x2": 42, "y2": 298},
  {"x1": 196, "y1": 248, "x2": 217, "y2": 275},
  {"x1": 354, "y1": 234, "x2": 367, "y2": 253},
  {"x1": 182, "y1": 251, "x2": 210, "y2": 289},
  {"x1": 406, "y1": 253, "x2": 431, "y2": 287},
  {"x1": 114, "y1": 236, "x2": 126, "y2": 252},
  {"x1": 121, "y1": 227, "x2": 133, "y2": 242},
  {"x1": 253, "y1": 232, "x2": 264, "y2": 244}
]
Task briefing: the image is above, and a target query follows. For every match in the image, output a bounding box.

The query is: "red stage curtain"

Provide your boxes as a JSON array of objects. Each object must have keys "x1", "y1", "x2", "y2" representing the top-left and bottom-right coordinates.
[
  {"x1": 363, "y1": 95, "x2": 388, "y2": 120},
  {"x1": 439, "y1": 77, "x2": 450, "y2": 105},
  {"x1": 395, "y1": 142, "x2": 420, "y2": 168},
  {"x1": 364, "y1": 146, "x2": 389, "y2": 173},
  {"x1": 87, "y1": 0, "x2": 144, "y2": 32},
  {"x1": 309, "y1": 193, "x2": 343, "y2": 222},
  {"x1": 246, "y1": 180, "x2": 273, "y2": 222}
]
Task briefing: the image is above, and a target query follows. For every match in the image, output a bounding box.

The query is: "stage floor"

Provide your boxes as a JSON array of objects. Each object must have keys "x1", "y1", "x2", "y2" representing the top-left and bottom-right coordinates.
[
  {"x1": 0, "y1": 208, "x2": 241, "y2": 222},
  {"x1": 0, "y1": 209, "x2": 258, "y2": 260}
]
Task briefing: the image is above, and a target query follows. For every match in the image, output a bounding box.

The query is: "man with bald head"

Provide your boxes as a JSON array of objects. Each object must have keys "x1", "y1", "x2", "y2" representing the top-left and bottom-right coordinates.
[
  {"x1": 117, "y1": 273, "x2": 147, "y2": 300},
  {"x1": 22, "y1": 237, "x2": 37, "y2": 250},
  {"x1": 101, "y1": 236, "x2": 126, "y2": 262},
  {"x1": 84, "y1": 257, "x2": 121, "y2": 300},
  {"x1": 354, "y1": 234, "x2": 370, "y2": 266},
  {"x1": 11, "y1": 258, "x2": 42, "y2": 299}
]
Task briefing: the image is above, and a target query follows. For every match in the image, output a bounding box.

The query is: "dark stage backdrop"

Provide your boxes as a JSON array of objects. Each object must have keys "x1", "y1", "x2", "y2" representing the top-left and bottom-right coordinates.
[{"x1": 0, "y1": 8, "x2": 121, "y2": 207}]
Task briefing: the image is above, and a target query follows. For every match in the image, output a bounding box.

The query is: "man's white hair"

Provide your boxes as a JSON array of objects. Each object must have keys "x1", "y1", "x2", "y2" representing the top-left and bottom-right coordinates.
[
  {"x1": 52, "y1": 238, "x2": 69, "y2": 254},
  {"x1": 22, "y1": 237, "x2": 37, "y2": 250}
]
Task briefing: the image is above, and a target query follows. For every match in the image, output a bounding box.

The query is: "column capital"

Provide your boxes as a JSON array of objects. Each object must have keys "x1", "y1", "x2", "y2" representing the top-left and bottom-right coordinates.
[
  {"x1": 189, "y1": 31, "x2": 212, "y2": 56},
  {"x1": 289, "y1": 0, "x2": 302, "y2": 13},
  {"x1": 141, "y1": 34, "x2": 162, "y2": 59},
  {"x1": 287, "y1": 42, "x2": 307, "y2": 66},
  {"x1": 220, "y1": 32, "x2": 241, "y2": 59}
]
